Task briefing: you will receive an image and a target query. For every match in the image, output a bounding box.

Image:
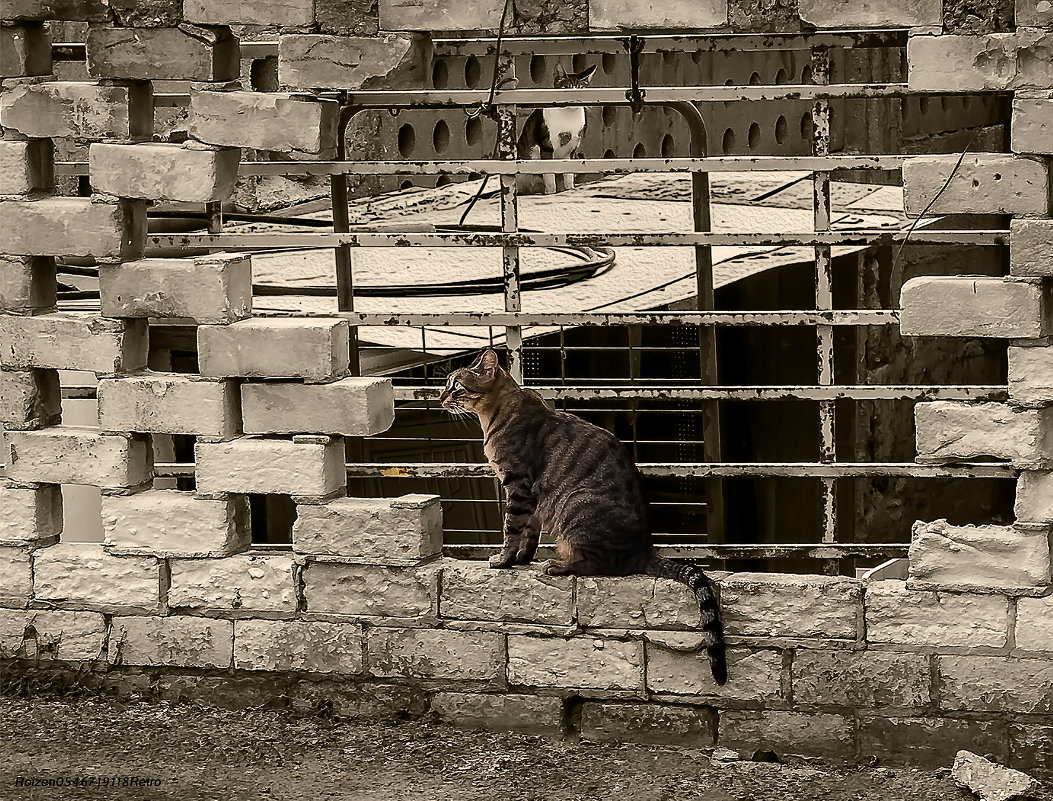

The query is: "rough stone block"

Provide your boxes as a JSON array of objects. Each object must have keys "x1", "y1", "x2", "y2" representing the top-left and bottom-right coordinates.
[
  {"x1": 908, "y1": 519, "x2": 1051, "y2": 591},
  {"x1": 939, "y1": 656, "x2": 1053, "y2": 714},
  {"x1": 1013, "y1": 93, "x2": 1053, "y2": 156},
  {"x1": 429, "y1": 693, "x2": 563, "y2": 735},
  {"x1": 915, "y1": 402, "x2": 1053, "y2": 467},
  {"x1": 378, "y1": 0, "x2": 504, "y2": 30},
  {"x1": 0, "y1": 368, "x2": 61, "y2": 430},
  {"x1": 189, "y1": 91, "x2": 339, "y2": 158},
  {"x1": 1017, "y1": 0, "x2": 1053, "y2": 26},
  {"x1": 168, "y1": 553, "x2": 297, "y2": 616},
  {"x1": 241, "y1": 377, "x2": 393, "y2": 437},
  {"x1": 507, "y1": 635, "x2": 644, "y2": 692},
  {"x1": 1, "y1": 0, "x2": 111, "y2": 20},
  {"x1": 367, "y1": 627, "x2": 504, "y2": 682},
  {"x1": 278, "y1": 34, "x2": 429, "y2": 90},
  {"x1": 719, "y1": 572, "x2": 861, "y2": 639},
  {"x1": 290, "y1": 679, "x2": 427, "y2": 719},
  {"x1": 719, "y1": 710, "x2": 855, "y2": 760},
  {"x1": 581, "y1": 702, "x2": 715, "y2": 746},
  {"x1": 304, "y1": 562, "x2": 436, "y2": 617},
  {"x1": 903, "y1": 155, "x2": 1049, "y2": 217},
  {"x1": 0, "y1": 483, "x2": 61, "y2": 545},
  {"x1": 86, "y1": 23, "x2": 240, "y2": 82},
  {"x1": 1011, "y1": 219, "x2": 1053, "y2": 278},
  {"x1": 645, "y1": 644, "x2": 783, "y2": 702},
  {"x1": 589, "y1": 0, "x2": 727, "y2": 29},
  {"x1": 195, "y1": 436, "x2": 346, "y2": 497},
  {"x1": 577, "y1": 575, "x2": 701, "y2": 629},
  {"x1": 1016, "y1": 472, "x2": 1053, "y2": 523},
  {"x1": 860, "y1": 717, "x2": 1009, "y2": 768},
  {"x1": 0, "y1": 546, "x2": 32, "y2": 607},
  {"x1": 0, "y1": 256, "x2": 57, "y2": 315},
  {"x1": 5, "y1": 428, "x2": 152, "y2": 490},
  {"x1": 33, "y1": 543, "x2": 161, "y2": 613},
  {"x1": 0, "y1": 198, "x2": 145, "y2": 261},
  {"x1": 0, "y1": 139, "x2": 53, "y2": 195},
  {"x1": 1010, "y1": 724, "x2": 1053, "y2": 781},
  {"x1": 0, "y1": 609, "x2": 106, "y2": 660},
  {"x1": 108, "y1": 0, "x2": 183, "y2": 26},
  {"x1": 185, "y1": 0, "x2": 314, "y2": 25},
  {"x1": 109, "y1": 615, "x2": 232, "y2": 669},
  {"x1": 316, "y1": 0, "x2": 380, "y2": 35},
  {"x1": 99, "y1": 254, "x2": 251, "y2": 324},
  {"x1": 907, "y1": 31, "x2": 1053, "y2": 92},
  {"x1": 292, "y1": 494, "x2": 441, "y2": 563},
  {"x1": 865, "y1": 580, "x2": 1009, "y2": 647},
  {"x1": 98, "y1": 373, "x2": 241, "y2": 438},
  {"x1": 1016, "y1": 595, "x2": 1053, "y2": 652},
  {"x1": 0, "y1": 81, "x2": 152, "y2": 140},
  {"x1": 234, "y1": 619, "x2": 363, "y2": 673},
  {"x1": 101, "y1": 490, "x2": 250, "y2": 557},
  {"x1": 198, "y1": 318, "x2": 349, "y2": 382},
  {"x1": 1009, "y1": 346, "x2": 1053, "y2": 408},
  {"x1": 797, "y1": 0, "x2": 940, "y2": 26},
  {"x1": 0, "y1": 313, "x2": 147, "y2": 374},
  {"x1": 901, "y1": 277, "x2": 1051, "y2": 338},
  {"x1": 793, "y1": 650, "x2": 931, "y2": 707},
  {"x1": 440, "y1": 562, "x2": 574, "y2": 625},
  {"x1": 90, "y1": 142, "x2": 240, "y2": 203},
  {"x1": 0, "y1": 23, "x2": 52, "y2": 78}
]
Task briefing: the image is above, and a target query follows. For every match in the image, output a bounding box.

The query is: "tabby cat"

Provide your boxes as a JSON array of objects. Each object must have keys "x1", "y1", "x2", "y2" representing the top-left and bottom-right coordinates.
[
  {"x1": 439, "y1": 350, "x2": 728, "y2": 685},
  {"x1": 517, "y1": 62, "x2": 598, "y2": 194}
]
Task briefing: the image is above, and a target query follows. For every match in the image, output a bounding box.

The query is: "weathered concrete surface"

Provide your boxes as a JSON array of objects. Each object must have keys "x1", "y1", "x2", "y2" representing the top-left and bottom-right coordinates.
[
  {"x1": 0, "y1": 609, "x2": 106, "y2": 660},
  {"x1": 0, "y1": 547, "x2": 32, "y2": 607},
  {"x1": 860, "y1": 717, "x2": 1009, "y2": 768},
  {"x1": 0, "y1": 199, "x2": 145, "y2": 261},
  {"x1": 0, "y1": 139, "x2": 54, "y2": 195},
  {"x1": 99, "y1": 254, "x2": 252, "y2": 324},
  {"x1": 908, "y1": 519, "x2": 1051, "y2": 590},
  {"x1": 189, "y1": 91, "x2": 339, "y2": 158},
  {"x1": 1016, "y1": 0, "x2": 1053, "y2": 25},
  {"x1": 195, "y1": 436, "x2": 346, "y2": 497},
  {"x1": 1011, "y1": 219, "x2": 1053, "y2": 278},
  {"x1": 198, "y1": 318, "x2": 350, "y2": 382},
  {"x1": 1016, "y1": 471, "x2": 1053, "y2": 523},
  {"x1": 719, "y1": 573, "x2": 861, "y2": 639},
  {"x1": 5, "y1": 428, "x2": 153, "y2": 489},
  {"x1": 865, "y1": 580, "x2": 1009, "y2": 647},
  {"x1": 507, "y1": 635, "x2": 644, "y2": 692},
  {"x1": 902, "y1": 155, "x2": 1049, "y2": 216},
  {"x1": 792, "y1": 651, "x2": 931, "y2": 707},
  {"x1": 184, "y1": 0, "x2": 314, "y2": 26},
  {"x1": 90, "y1": 142, "x2": 240, "y2": 203},
  {"x1": 86, "y1": 23, "x2": 240, "y2": 82},
  {"x1": 1008, "y1": 345, "x2": 1053, "y2": 407},
  {"x1": 952, "y1": 750, "x2": 1040, "y2": 801},
  {"x1": 0, "y1": 313, "x2": 146, "y2": 373},
  {"x1": 278, "y1": 34, "x2": 429, "y2": 90},
  {"x1": 0, "y1": 23, "x2": 52, "y2": 78},
  {"x1": 798, "y1": 0, "x2": 940, "y2": 27},
  {"x1": 234, "y1": 619, "x2": 363, "y2": 673},
  {"x1": 1016, "y1": 595, "x2": 1053, "y2": 652},
  {"x1": 101, "y1": 490, "x2": 250, "y2": 558},
  {"x1": 304, "y1": 562, "x2": 437, "y2": 617},
  {"x1": 430, "y1": 693, "x2": 564, "y2": 735},
  {"x1": 0, "y1": 483, "x2": 61, "y2": 544},
  {"x1": 590, "y1": 0, "x2": 727, "y2": 29},
  {"x1": 915, "y1": 402, "x2": 1053, "y2": 467},
  {"x1": 108, "y1": 0, "x2": 183, "y2": 26},
  {"x1": 378, "y1": 0, "x2": 504, "y2": 30},
  {"x1": 367, "y1": 627, "x2": 504, "y2": 682},
  {"x1": 316, "y1": 0, "x2": 381, "y2": 35},
  {"x1": 33, "y1": 543, "x2": 161, "y2": 614},
  {"x1": 645, "y1": 644, "x2": 783, "y2": 702},
  {"x1": 440, "y1": 562, "x2": 574, "y2": 625},
  {"x1": 1012, "y1": 92, "x2": 1053, "y2": 156},
  {"x1": 168, "y1": 554, "x2": 297, "y2": 616},
  {"x1": 109, "y1": 615, "x2": 232, "y2": 669},
  {"x1": 0, "y1": 368, "x2": 61, "y2": 431},
  {"x1": 0, "y1": 81, "x2": 152, "y2": 140},
  {"x1": 0, "y1": 256, "x2": 57, "y2": 315},
  {"x1": 1, "y1": 0, "x2": 111, "y2": 20},
  {"x1": 241, "y1": 377, "x2": 394, "y2": 436},
  {"x1": 907, "y1": 31, "x2": 1053, "y2": 92},
  {"x1": 581, "y1": 702, "x2": 715, "y2": 746},
  {"x1": 576, "y1": 575, "x2": 700, "y2": 629},
  {"x1": 939, "y1": 656, "x2": 1053, "y2": 713},
  {"x1": 98, "y1": 373, "x2": 241, "y2": 438},
  {"x1": 719, "y1": 710, "x2": 855, "y2": 760}
]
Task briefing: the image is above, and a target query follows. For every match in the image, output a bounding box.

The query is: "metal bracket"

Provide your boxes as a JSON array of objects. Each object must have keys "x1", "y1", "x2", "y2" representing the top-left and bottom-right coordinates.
[{"x1": 622, "y1": 35, "x2": 647, "y2": 114}]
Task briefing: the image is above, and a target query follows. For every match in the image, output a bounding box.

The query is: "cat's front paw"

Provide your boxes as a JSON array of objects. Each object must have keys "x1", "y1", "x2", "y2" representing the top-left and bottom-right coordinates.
[{"x1": 489, "y1": 553, "x2": 516, "y2": 569}]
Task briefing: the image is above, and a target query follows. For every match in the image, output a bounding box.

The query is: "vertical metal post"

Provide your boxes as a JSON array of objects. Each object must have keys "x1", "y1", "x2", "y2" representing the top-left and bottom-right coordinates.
[
  {"x1": 333, "y1": 104, "x2": 361, "y2": 376},
  {"x1": 811, "y1": 46, "x2": 838, "y2": 572},
  {"x1": 205, "y1": 201, "x2": 223, "y2": 253},
  {"x1": 496, "y1": 105, "x2": 523, "y2": 383}
]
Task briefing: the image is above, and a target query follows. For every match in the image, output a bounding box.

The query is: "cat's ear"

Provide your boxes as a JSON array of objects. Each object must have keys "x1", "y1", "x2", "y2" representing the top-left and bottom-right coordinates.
[
  {"x1": 575, "y1": 64, "x2": 598, "y2": 85},
  {"x1": 553, "y1": 62, "x2": 567, "y2": 80},
  {"x1": 472, "y1": 349, "x2": 499, "y2": 382}
]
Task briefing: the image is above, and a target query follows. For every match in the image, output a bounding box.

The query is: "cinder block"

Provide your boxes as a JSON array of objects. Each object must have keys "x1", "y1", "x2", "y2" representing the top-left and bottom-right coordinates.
[
  {"x1": 507, "y1": 635, "x2": 644, "y2": 692},
  {"x1": 719, "y1": 572, "x2": 861, "y2": 639},
  {"x1": 0, "y1": 81, "x2": 152, "y2": 140},
  {"x1": 0, "y1": 198, "x2": 146, "y2": 261},
  {"x1": 861, "y1": 717, "x2": 1008, "y2": 768},
  {"x1": 1013, "y1": 92, "x2": 1053, "y2": 156},
  {"x1": 0, "y1": 609, "x2": 106, "y2": 660},
  {"x1": 189, "y1": 91, "x2": 339, "y2": 158},
  {"x1": 109, "y1": 615, "x2": 232, "y2": 669},
  {"x1": 292, "y1": 494, "x2": 441, "y2": 563},
  {"x1": 0, "y1": 139, "x2": 53, "y2": 195},
  {"x1": 907, "y1": 31, "x2": 1053, "y2": 92},
  {"x1": 792, "y1": 650, "x2": 931, "y2": 707},
  {"x1": 915, "y1": 402, "x2": 1053, "y2": 467},
  {"x1": 0, "y1": 23, "x2": 52, "y2": 78},
  {"x1": 0, "y1": 546, "x2": 33, "y2": 607},
  {"x1": 902, "y1": 155, "x2": 1049, "y2": 216},
  {"x1": 367, "y1": 627, "x2": 504, "y2": 682},
  {"x1": 90, "y1": 142, "x2": 240, "y2": 203},
  {"x1": 645, "y1": 644, "x2": 783, "y2": 702},
  {"x1": 1, "y1": 0, "x2": 111, "y2": 20},
  {"x1": 1016, "y1": 471, "x2": 1053, "y2": 523},
  {"x1": 168, "y1": 553, "x2": 297, "y2": 616},
  {"x1": 1017, "y1": 0, "x2": 1053, "y2": 26},
  {"x1": 234, "y1": 619, "x2": 363, "y2": 673},
  {"x1": 1016, "y1": 595, "x2": 1053, "y2": 652},
  {"x1": 0, "y1": 369, "x2": 61, "y2": 430},
  {"x1": 303, "y1": 562, "x2": 437, "y2": 617},
  {"x1": 185, "y1": 0, "x2": 314, "y2": 26},
  {"x1": 99, "y1": 254, "x2": 251, "y2": 324},
  {"x1": 241, "y1": 377, "x2": 394, "y2": 436},
  {"x1": 430, "y1": 693, "x2": 563, "y2": 735},
  {"x1": 33, "y1": 543, "x2": 162, "y2": 614},
  {"x1": 581, "y1": 702, "x2": 714, "y2": 746},
  {"x1": 98, "y1": 373, "x2": 241, "y2": 438},
  {"x1": 378, "y1": 0, "x2": 504, "y2": 30},
  {"x1": 719, "y1": 710, "x2": 855, "y2": 760},
  {"x1": 0, "y1": 256, "x2": 57, "y2": 314},
  {"x1": 86, "y1": 23, "x2": 240, "y2": 82},
  {"x1": 589, "y1": 0, "x2": 727, "y2": 29},
  {"x1": 938, "y1": 655, "x2": 1053, "y2": 713},
  {"x1": 865, "y1": 580, "x2": 1009, "y2": 647},
  {"x1": 797, "y1": 0, "x2": 939, "y2": 26},
  {"x1": 278, "y1": 34, "x2": 429, "y2": 90},
  {"x1": 0, "y1": 483, "x2": 61, "y2": 545},
  {"x1": 577, "y1": 575, "x2": 700, "y2": 629},
  {"x1": 1011, "y1": 219, "x2": 1053, "y2": 278},
  {"x1": 194, "y1": 436, "x2": 346, "y2": 497},
  {"x1": 198, "y1": 318, "x2": 350, "y2": 382},
  {"x1": 5, "y1": 428, "x2": 153, "y2": 490},
  {"x1": 0, "y1": 313, "x2": 146, "y2": 374},
  {"x1": 1009, "y1": 345, "x2": 1053, "y2": 407},
  {"x1": 440, "y1": 562, "x2": 573, "y2": 625},
  {"x1": 101, "y1": 490, "x2": 249, "y2": 557}
]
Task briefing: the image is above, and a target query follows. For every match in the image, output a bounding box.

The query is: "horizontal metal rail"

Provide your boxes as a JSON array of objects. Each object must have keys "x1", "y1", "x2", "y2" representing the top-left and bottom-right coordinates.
[
  {"x1": 445, "y1": 542, "x2": 911, "y2": 560},
  {"x1": 268, "y1": 310, "x2": 902, "y2": 326}
]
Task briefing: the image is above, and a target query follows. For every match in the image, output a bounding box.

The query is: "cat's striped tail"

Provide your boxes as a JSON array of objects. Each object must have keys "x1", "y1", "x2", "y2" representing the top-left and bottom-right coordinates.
[{"x1": 645, "y1": 553, "x2": 728, "y2": 685}]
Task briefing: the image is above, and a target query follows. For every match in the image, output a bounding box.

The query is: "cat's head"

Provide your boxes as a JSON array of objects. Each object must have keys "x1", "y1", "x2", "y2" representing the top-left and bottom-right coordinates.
[
  {"x1": 438, "y1": 349, "x2": 503, "y2": 417},
  {"x1": 553, "y1": 62, "x2": 597, "y2": 89}
]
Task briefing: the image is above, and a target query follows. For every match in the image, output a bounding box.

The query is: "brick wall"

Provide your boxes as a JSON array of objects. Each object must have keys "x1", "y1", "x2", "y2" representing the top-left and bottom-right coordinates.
[{"x1": 1, "y1": 0, "x2": 1052, "y2": 776}]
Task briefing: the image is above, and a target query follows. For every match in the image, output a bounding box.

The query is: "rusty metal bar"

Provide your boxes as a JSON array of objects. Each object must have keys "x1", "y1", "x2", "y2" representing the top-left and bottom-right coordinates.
[
  {"x1": 332, "y1": 105, "x2": 360, "y2": 375},
  {"x1": 496, "y1": 106, "x2": 524, "y2": 383},
  {"x1": 269, "y1": 310, "x2": 899, "y2": 326},
  {"x1": 445, "y1": 542, "x2": 912, "y2": 560}
]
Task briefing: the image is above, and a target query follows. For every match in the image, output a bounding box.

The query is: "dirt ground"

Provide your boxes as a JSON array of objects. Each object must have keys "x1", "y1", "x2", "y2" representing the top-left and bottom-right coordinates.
[{"x1": 3, "y1": 696, "x2": 1039, "y2": 801}]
